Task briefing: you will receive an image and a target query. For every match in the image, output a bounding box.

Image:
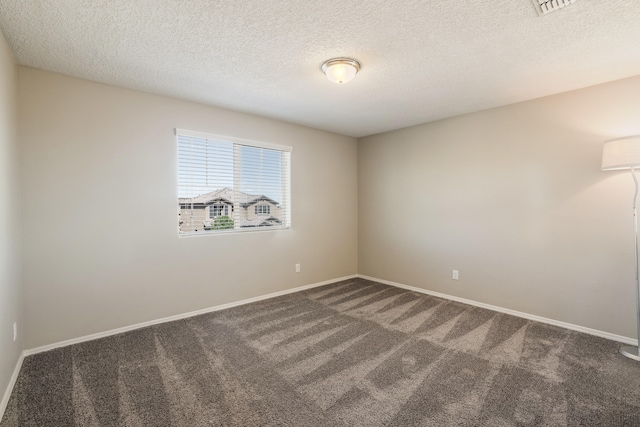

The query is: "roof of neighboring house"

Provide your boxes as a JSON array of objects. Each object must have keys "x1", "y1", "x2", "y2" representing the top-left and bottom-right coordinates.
[
  {"x1": 203, "y1": 215, "x2": 281, "y2": 229},
  {"x1": 240, "y1": 216, "x2": 282, "y2": 227},
  {"x1": 178, "y1": 188, "x2": 279, "y2": 207}
]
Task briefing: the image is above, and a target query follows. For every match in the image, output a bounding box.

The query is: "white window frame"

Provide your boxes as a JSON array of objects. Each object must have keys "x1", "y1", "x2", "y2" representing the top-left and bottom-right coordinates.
[{"x1": 177, "y1": 128, "x2": 292, "y2": 236}]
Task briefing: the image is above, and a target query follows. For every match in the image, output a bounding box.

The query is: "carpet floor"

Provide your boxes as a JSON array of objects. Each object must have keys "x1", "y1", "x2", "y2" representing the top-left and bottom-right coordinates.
[{"x1": 2, "y1": 278, "x2": 640, "y2": 426}]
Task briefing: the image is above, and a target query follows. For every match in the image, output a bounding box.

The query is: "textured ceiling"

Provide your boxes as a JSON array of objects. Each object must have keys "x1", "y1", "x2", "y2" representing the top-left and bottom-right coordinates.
[{"x1": 1, "y1": 0, "x2": 640, "y2": 137}]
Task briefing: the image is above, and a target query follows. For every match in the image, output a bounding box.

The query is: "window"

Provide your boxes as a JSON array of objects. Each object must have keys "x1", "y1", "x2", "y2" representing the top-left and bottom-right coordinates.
[
  {"x1": 177, "y1": 129, "x2": 291, "y2": 235},
  {"x1": 255, "y1": 205, "x2": 270, "y2": 215},
  {"x1": 210, "y1": 203, "x2": 225, "y2": 218}
]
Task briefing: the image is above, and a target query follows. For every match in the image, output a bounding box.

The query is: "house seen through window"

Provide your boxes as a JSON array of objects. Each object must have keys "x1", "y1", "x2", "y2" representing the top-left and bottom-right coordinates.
[{"x1": 177, "y1": 129, "x2": 291, "y2": 235}]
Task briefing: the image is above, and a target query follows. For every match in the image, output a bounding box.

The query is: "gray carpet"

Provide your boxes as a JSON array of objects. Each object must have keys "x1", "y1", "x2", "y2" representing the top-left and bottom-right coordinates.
[{"x1": 2, "y1": 278, "x2": 640, "y2": 426}]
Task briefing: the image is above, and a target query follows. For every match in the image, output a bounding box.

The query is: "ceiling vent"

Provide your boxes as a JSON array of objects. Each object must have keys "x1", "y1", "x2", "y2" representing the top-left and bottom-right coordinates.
[{"x1": 532, "y1": 0, "x2": 576, "y2": 15}]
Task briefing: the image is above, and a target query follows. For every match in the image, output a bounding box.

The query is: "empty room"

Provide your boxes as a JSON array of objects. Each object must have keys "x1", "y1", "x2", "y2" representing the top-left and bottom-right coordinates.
[{"x1": 1, "y1": 0, "x2": 640, "y2": 425}]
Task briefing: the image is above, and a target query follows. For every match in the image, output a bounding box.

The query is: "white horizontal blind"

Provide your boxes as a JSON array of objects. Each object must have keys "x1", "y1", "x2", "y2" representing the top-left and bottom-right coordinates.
[
  {"x1": 532, "y1": 0, "x2": 575, "y2": 15},
  {"x1": 177, "y1": 129, "x2": 291, "y2": 235}
]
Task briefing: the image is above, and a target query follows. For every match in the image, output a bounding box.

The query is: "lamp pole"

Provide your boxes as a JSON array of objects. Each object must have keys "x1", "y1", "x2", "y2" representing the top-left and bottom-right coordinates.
[
  {"x1": 602, "y1": 136, "x2": 640, "y2": 361},
  {"x1": 620, "y1": 166, "x2": 640, "y2": 361}
]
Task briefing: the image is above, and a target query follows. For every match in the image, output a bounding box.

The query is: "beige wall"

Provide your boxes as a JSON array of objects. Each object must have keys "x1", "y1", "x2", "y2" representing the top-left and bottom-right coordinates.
[
  {"x1": 359, "y1": 75, "x2": 640, "y2": 339},
  {"x1": 0, "y1": 32, "x2": 21, "y2": 402},
  {"x1": 16, "y1": 60, "x2": 640, "y2": 349},
  {"x1": 19, "y1": 67, "x2": 358, "y2": 349}
]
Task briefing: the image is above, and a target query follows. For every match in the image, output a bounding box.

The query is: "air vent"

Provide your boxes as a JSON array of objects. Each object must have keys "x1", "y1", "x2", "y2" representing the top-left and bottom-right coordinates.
[{"x1": 532, "y1": 0, "x2": 576, "y2": 15}]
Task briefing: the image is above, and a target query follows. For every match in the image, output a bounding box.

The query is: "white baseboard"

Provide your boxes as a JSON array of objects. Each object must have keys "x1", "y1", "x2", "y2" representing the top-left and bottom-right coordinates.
[
  {"x1": 24, "y1": 274, "x2": 359, "y2": 357},
  {"x1": 15, "y1": 270, "x2": 635, "y2": 410},
  {"x1": 4, "y1": 272, "x2": 636, "y2": 423},
  {"x1": 0, "y1": 351, "x2": 24, "y2": 422},
  {"x1": 358, "y1": 274, "x2": 637, "y2": 346}
]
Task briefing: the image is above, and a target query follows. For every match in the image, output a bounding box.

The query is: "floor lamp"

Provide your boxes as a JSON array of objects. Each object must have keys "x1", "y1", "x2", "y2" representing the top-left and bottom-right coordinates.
[{"x1": 602, "y1": 135, "x2": 640, "y2": 361}]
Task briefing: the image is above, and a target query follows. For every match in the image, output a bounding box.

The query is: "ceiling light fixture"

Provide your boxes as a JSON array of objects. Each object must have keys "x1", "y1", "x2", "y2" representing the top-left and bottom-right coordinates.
[{"x1": 321, "y1": 58, "x2": 361, "y2": 84}]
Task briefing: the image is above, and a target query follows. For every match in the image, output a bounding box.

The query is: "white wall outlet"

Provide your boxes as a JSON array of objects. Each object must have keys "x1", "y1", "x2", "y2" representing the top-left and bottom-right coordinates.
[
  {"x1": 13, "y1": 322, "x2": 17, "y2": 342},
  {"x1": 452, "y1": 270, "x2": 459, "y2": 280},
  {"x1": 295, "y1": 263, "x2": 301, "y2": 273}
]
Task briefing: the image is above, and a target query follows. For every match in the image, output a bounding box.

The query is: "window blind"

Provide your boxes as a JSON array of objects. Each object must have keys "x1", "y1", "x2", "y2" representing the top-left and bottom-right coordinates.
[{"x1": 176, "y1": 129, "x2": 291, "y2": 235}]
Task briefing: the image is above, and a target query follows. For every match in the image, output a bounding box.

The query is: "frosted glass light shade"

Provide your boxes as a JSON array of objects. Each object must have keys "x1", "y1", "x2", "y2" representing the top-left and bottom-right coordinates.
[
  {"x1": 602, "y1": 136, "x2": 640, "y2": 170},
  {"x1": 321, "y1": 58, "x2": 360, "y2": 84}
]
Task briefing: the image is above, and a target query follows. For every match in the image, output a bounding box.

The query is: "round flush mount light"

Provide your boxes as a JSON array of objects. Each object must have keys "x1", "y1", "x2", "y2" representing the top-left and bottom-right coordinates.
[{"x1": 321, "y1": 57, "x2": 361, "y2": 84}]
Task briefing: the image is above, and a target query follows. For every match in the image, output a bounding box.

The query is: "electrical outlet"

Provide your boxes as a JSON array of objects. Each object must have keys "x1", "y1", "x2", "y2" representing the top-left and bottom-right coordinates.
[
  {"x1": 452, "y1": 270, "x2": 459, "y2": 280},
  {"x1": 295, "y1": 263, "x2": 301, "y2": 273},
  {"x1": 13, "y1": 322, "x2": 17, "y2": 342}
]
